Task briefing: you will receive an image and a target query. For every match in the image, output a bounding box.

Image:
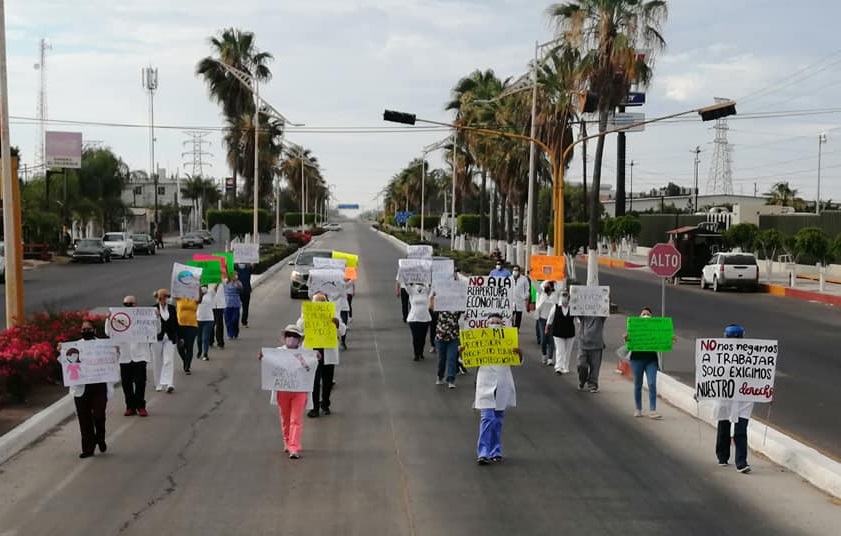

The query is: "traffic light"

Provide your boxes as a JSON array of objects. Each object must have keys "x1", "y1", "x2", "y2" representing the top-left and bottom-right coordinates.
[
  {"x1": 698, "y1": 101, "x2": 737, "y2": 121},
  {"x1": 383, "y1": 110, "x2": 416, "y2": 125}
]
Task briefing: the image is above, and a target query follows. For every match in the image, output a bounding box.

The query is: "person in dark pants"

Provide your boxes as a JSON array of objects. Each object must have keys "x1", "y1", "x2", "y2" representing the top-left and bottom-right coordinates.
[
  {"x1": 66, "y1": 320, "x2": 111, "y2": 458},
  {"x1": 713, "y1": 324, "x2": 754, "y2": 474},
  {"x1": 211, "y1": 282, "x2": 226, "y2": 350},
  {"x1": 300, "y1": 292, "x2": 345, "y2": 417},
  {"x1": 428, "y1": 309, "x2": 439, "y2": 355},
  {"x1": 395, "y1": 275, "x2": 409, "y2": 322},
  {"x1": 236, "y1": 263, "x2": 253, "y2": 328},
  {"x1": 406, "y1": 283, "x2": 432, "y2": 361},
  {"x1": 111, "y1": 295, "x2": 151, "y2": 417}
]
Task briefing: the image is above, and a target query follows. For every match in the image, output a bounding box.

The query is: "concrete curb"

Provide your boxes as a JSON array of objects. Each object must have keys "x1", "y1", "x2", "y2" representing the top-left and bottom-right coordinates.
[{"x1": 0, "y1": 393, "x2": 75, "y2": 466}]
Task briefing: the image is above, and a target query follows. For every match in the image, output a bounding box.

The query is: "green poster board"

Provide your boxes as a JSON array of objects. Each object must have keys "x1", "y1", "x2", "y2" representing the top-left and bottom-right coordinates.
[
  {"x1": 626, "y1": 316, "x2": 674, "y2": 352},
  {"x1": 188, "y1": 260, "x2": 223, "y2": 284},
  {"x1": 212, "y1": 252, "x2": 235, "y2": 275}
]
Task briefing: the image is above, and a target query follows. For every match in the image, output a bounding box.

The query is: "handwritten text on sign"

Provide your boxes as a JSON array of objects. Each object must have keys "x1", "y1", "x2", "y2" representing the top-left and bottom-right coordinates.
[
  {"x1": 307, "y1": 269, "x2": 346, "y2": 301},
  {"x1": 433, "y1": 278, "x2": 468, "y2": 312},
  {"x1": 459, "y1": 328, "x2": 521, "y2": 367},
  {"x1": 626, "y1": 317, "x2": 674, "y2": 352},
  {"x1": 60, "y1": 340, "x2": 120, "y2": 386},
  {"x1": 462, "y1": 276, "x2": 513, "y2": 328},
  {"x1": 302, "y1": 301, "x2": 338, "y2": 349},
  {"x1": 398, "y1": 258, "x2": 432, "y2": 285},
  {"x1": 232, "y1": 243, "x2": 260, "y2": 264},
  {"x1": 406, "y1": 244, "x2": 433, "y2": 258},
  {"x1": 107, "y1": 307, "x2": 159, "y2": 342},
  {"x1": 569, "y1": 285, "x2": 610, "y2": 317},
  {"x1": 313, "y1": 257, "x2": 347, "y2": 270},
  {"x1": 261, "y1": 348, "x2": 319, "y2": 392},
  {"x1": 695, "y1": 338, "x2": 778, "y2": 403}
]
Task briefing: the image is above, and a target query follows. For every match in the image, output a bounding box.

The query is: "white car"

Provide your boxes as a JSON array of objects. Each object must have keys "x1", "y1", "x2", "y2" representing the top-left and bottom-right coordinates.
[
  {"x1": 323, "y1": 222, "x2": 343, "y2": 231},
  {"x1": 700, "y1": 252, "x2": 759, "y2": 292},
  {"x1": 102, "y1": 232, "x2": 134, "y2": 259}
]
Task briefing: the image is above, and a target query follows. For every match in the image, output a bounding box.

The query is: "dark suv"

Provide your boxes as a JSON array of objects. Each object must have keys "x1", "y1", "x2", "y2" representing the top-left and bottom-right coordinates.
[
  {"x1": 132, "y1": 233, "x2": 156, "y2": 255},
  {"x1": 288, "y1": 249, "x2": 333, "y2": 299}
]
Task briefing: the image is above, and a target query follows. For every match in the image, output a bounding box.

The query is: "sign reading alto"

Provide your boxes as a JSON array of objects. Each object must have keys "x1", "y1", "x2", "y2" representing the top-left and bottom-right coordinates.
[
  {"x1": 648, "y1": 243, "x2": 681, "y2": 278},
  {"x1": 45, "y1": 131, "x2": 83, "y2": 169}
]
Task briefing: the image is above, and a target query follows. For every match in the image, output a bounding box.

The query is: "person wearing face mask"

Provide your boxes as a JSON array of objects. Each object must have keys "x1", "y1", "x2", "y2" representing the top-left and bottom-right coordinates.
[
  {"x1": 107, "y1": 296, "x2": 155, "y2": 417},
  {"x1": 176, "y1": 293, "x2": 199, "y2": 375},
  {"x1": 623, "y1": 307, "x2": 662, "y2": 419},
  {"x1": 509, "y1": 265, "x2": 532, "y2": 330},
  {"x1": 489, "y1": 261, "x2": 512, "y2": 278},
  {"x1": 235, "y1": 263, "x2": 254, "y2": 328},
  {"x1": 546, "y1": 288, "x2": 576, "y2": 374},
  {"x1": 466, "y1": 313, "x2": 521, "y2": 465},
  {"x1": 197, "y1": 285, "x2": 215, "y2": 361},
  {"x1": 576, "y1": 312, "x2": 607, "y2": 393},
  {"x1": 223, "y1": 273, "x2": 243, "y2": 340},
  {"x1": 151, "y1": 288, "x2": 179, "y2": 393},
  {"x1": 535, "y1": 281, "x2": 557, "y2": 366},
  {"x1": 406, "y1": 282, "x2": 432, "y2": 362},
  {"x1": 261, "y1": 324, "x2": 312, "y2": 459},
  {"x1": 297, "y1": 292, "x2": 345, "y2": 418},
  {"x1": 211, "y1": 280, "x2": 227, "y2": 350}
]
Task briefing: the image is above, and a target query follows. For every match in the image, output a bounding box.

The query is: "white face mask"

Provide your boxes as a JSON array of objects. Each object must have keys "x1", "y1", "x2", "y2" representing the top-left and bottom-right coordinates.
[
  {"x1": 512, "y1": 270, "x2": 520, "y2": 276},
  {"x1": 641, "y1": 313, "x2": 652, "y2": 318}
]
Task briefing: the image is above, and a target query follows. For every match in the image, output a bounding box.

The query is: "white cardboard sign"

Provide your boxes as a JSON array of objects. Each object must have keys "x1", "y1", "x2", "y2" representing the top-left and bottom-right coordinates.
[
  {"x1": 569, "y1": 285, "x2": 610, "y2": 317},
  {"x1": 261, "y1": 347, "x2": 319, "y2": 392}
]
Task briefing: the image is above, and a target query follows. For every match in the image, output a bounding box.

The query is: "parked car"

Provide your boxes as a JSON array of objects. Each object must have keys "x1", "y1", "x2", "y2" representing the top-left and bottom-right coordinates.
[
  {"x1": 102, "y1": 232, "x2": 134, "y2": 259},
  {"x1": 323, "y1": 222, "x2": 343, "y2": 231},
  {"x1": 285, "y1": 230, "x2": 312, "y2": 247},
  {"x1": 181, "y1": 233, "x2": 205, "y2": 249},
  {"x1": 72, "y1": 238, "x2": 112, "y2": 263},
  {"x1": 132, "y1": 233, "x2": 156, "y2": 255},
  {"x1": 700, "y1": 252, "x2": 759, "y2": 292},
  {"x1": 288, "y1": 249, "x2": 333, "y2": 299},
  {"x1": 194, "y1": 229, "x2": 214, "y2": 244}
]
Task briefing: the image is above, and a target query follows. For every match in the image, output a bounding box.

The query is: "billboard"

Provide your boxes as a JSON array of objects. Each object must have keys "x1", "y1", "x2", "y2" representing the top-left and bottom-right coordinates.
[{"x1": 45, "y1": 131, "x2": 82, "y2": 169}]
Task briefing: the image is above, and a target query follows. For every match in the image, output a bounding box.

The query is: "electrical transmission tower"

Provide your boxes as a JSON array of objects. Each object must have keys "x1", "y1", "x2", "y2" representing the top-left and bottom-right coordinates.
[
  {"x1": 181, "y1": 131, "x2": 213, "y2": 177},
  {"x1": 33, "y1": 38, "x2": 51, "y2": 174},
  {"x1": 705, "y1": 97, "x2": 735, "y2": 195}
]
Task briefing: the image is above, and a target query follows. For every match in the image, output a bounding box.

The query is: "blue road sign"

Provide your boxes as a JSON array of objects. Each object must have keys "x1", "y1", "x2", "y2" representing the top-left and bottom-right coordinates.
[
  {"x1": 337, "y1": 203, "x2": 360, "y2": 209},
  {"x1": 395, "y1": 211, "x2": 414, "y2": 225},
  {"x1": 622, "y1": 92, "x2": 646, "y2": 106}
]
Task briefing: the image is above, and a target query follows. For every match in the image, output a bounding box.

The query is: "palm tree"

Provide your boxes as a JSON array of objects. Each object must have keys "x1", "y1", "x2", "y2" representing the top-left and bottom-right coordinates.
[
  {"x1": 222, "y1": 112, "x2": 285, "y2": 205},
  {"x1": 765, "y1": 181, "x2": 798, "y2": 207},
  {"x1": 278, "y1": 144, "x2": 324, "y2": 217},
  {"x1": 547, "y1": 0, "x2": 668, "y2": 265}
]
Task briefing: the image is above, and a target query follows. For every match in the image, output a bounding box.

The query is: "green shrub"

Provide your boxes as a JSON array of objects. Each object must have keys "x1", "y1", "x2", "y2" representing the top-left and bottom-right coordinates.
[
  {"x1": 253, "y1": 244, "x2": 299, "y2": 274},
  {"x1": 457, "y1": 214, "x2": 480, "y2": 235},
  {"x1": 407, "y1": 215, "x2": 441, "y2": 230},
  {"x1": 283, "y1": 212, "x2": 316, "y2": 226},
  {"x1": 207, "y1": 209, "x2": 272, "y2": 236}
]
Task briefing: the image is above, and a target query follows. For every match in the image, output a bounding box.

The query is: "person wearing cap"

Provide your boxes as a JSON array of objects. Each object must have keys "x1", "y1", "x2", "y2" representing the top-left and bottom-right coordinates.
[
  {"x1": 623, "y1": 307, "x2": 662, "y2": 419},
  {"x1": 107, "y1": 295, "x2": 155, "y2": 417},
  {"x1": 535, "y1": 281, "x2": 557, "y2": 365},
  {"x1": 546, "y1": 287, "x2": 576, "y2": 374},
  {"x1": 713, "y1": 323, "x2": 754, "y2": 473},
  {"x1": 151, "y1": 288, "x2": 179, "y2": 393},
  {"x1": 297, "y1": 292, "x2": 345, "y2": 418},
  {"x1": 262, "y1": 324, "x2": 312, "y2": 459},
  {"x1": 467, "y1": 313, "x2": 521, "y2": 465}
]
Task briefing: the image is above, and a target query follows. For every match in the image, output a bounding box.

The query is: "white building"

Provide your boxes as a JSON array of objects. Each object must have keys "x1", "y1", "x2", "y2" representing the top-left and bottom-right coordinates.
[{"x1": 601, "y1": 193, "x2": 791, "y2": 226}]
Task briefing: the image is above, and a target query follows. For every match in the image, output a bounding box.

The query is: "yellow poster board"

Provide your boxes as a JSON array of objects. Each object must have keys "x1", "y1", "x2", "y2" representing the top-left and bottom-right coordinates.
[
  {"x1": 332, "y1": 250, "x2": 359, "y2": 268},
  {"x1": 458, "y1": 327, "x2": 521, "y2": 367},
  {"x1": 530, "y1": 254, "x2": 566, "y2": 281},
  {"x1": 302, "y1": 301, "x2": 338, "y2": 349}
]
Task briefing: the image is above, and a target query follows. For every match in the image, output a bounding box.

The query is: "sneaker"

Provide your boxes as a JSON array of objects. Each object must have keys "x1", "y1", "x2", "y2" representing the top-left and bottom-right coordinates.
[
  {"x1": 477, "y1": 457, "x2": 490, "y2": 465},
  {"x1": 718, "y1": 461, "x2": 729, "y2": 467},
  {"x1": 737, "y1": 465, "x2": 752, "y2": 474},
  {"x1": 166, "y1": 386, "x2": 175, "y2": 393},
  {"x1": 201, "y1": 355, "x2": 209, "y2": 361},
  {"x1": 413, "y1": 356, "x2": 420, "y2": 362},
  {"x1": 289, "y1": 452, "x2": 300, "y2": 459},
  {"x1": 137, "y1": 408, "x2": 149, "y2": 417},
  {"x1": 491, "y1": 456, "x2": 503, "y2": 463},
  {"x1": 322, "y1": 408, "x2": 331, "y2": 416},
  {"x1": 436, "y1": 378, "x2": 444, "y2": 386},
  {"x1": 578, "y1": 382, "x2": 586, "y2": 391},
  {"x1": 448, "y1": 382, "x2": 456, "y2": 389},
  {"x1": 555, "y1": 370, "x2": 563, "y2": 375},
  {"x1": 541, "y1": 355, "x2": 548, "y2": 365},
  {"x1": 633, "y1": 410, "x2": 643, "y2": 418},
  {"x1": 124, "y1": 408, "x2": 136, "y2": 416},
  {"x1": 307, "y1": 409, "x2": 319, "y2": 418},
  {"x1": 155, "y1": 385, "x2": 163, "y2": 392},
  {"x1": 428, "y1": 346, "x2": 436, "y2": 354},
  {"x1": 98, "y1": 440, "x2": 107, "y2": 453},
  {"x1": 185, "y1": 369, "x2": 192, "y2": 375},
  {"x1": 546, "y1": 359, "x2": 554, "y2": 366},
  {"x1": 649, "y1": 411, "x2": 663, "y2": 420},
  {"x1": 589, "y1": 385, "x2": 599, "y2": 393},
  {"x1": 79, "y1": 452, "x2": 94, "y2": 459}
]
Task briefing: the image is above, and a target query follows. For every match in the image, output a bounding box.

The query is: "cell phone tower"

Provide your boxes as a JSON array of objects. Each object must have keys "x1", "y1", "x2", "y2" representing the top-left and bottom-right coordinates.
[
  {"x1": 33, "y1": 38, "x2": 51, "y2": 174},
  {"x1": 705, "y1": 97, "x2": 735, "y2": 195},
  {"x1": 142, "y1": 66, "x2": 159, "y2": 226}
]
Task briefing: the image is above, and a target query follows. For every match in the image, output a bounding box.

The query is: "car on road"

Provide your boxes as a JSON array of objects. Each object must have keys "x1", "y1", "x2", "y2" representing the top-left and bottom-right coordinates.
[
  {"x1": 72, "y1": 238, "x2": 112, "y2": 263},
  {"x1": 700, "y1": 252, "x2": 759, "y2": 292},
  {"x1": 194, "y1": 229, "x2": 214, "y2": 244},
  {"x1": 284, "y1": 229, "x2": 312, "y2": 247},
  {"x1": 181, "y1": 233, "x2": 205, "y2": 249},
  {"x1": 323, "y1": 222, "x2": 343, "y2": 231},
  {"x1": 132, "y1": 233, "x2": 156, "y2": 255},
  {"x1": 288, "y1": 248, "x2": 333, "y2": 299},
  {"x1": 102, "y1": 232, "x2": 134, "y2": 259}
]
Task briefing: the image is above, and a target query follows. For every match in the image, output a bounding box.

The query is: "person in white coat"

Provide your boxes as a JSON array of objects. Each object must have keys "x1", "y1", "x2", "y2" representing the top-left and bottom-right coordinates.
[
  {"x1": 468, "y1": 313, "x2": 522, "y2": 465},
  {"x1": 509, "y1": 265, "x2": 531, "y2": 330},
  {"x1": 534, "y1": 281, "x2": 557, "y2": 365},
  {"x1": 296, "y1": 292, "x2": 345, "y2": 418},
  {"x1": 713, "y1": 324, "x2": 754, "y2": 473},
  {"x1": 546, "y1": 288, "x2": 576, "y2": 374}
]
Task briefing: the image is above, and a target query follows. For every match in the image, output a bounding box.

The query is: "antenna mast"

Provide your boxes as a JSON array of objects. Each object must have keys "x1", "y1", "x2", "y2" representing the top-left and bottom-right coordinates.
[{"x1": 33, "y1": 37, "x2": 51, "y2": 175}]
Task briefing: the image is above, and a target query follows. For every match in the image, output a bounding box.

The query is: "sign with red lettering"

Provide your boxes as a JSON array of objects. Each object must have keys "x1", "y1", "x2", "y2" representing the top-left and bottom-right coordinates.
[
  {"x1": 463, "y1": 276, "x2": 514, "y2": 328},
  {"x1": 648, "y1": 243, "x2": 681, "y2": 278},
  {"x1": 695, "y1": 338, "x2": 778, "y2": 403}
]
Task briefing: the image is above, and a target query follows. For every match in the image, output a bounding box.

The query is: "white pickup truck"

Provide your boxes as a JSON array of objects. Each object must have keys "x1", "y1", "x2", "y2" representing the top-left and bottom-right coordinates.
[{"x1": 700, "y1": 252, "x2": 759, "y2": 292}]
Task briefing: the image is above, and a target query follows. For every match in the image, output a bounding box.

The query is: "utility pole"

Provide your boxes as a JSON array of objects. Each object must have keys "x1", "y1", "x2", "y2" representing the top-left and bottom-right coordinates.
[
  {"x1": 616, "y1": 105, "x2": 627, "y2": 217},
  {"x1": 817, "y1": 133, "x2": 827, "y2": 215},
  {"x1": 142, "y1": 66, "x2": 159, "y2": 232},
  {"x1": 692, "y1": 146, "x2": 702, "y2": 212},
  {"x1": 628, "y1": 160, "x2": 635, "y2": 213}
]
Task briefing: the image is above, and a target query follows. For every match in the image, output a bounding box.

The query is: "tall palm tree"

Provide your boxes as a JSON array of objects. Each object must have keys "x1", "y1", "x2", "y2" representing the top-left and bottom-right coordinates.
[
  {"x1": 222, "y1": 112, "x2": 285, "y2": 205},
  {"x1": 765, "y1": 181, "x2": 798, "y2": 207},
  {"x1": 278, "y1": 144, "x2": 324, "y2": 215},
  {"x1": 547, "y1": 0, "x2": 668, "y2": 264}
]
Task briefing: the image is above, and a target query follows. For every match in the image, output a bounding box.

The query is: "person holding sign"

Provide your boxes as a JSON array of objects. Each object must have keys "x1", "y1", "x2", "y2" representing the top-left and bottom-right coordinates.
[
  {"x1": 406, "y1": 283, "x2": 432, "y2": 362},
  {"x1": 535, "y1": 281, "x2": 557, "y2": 366},
  {"x1": 623, "y1": 307, "x2": 663, "y2": 419},
  {"x1": 152, "y1": 289, "x2": 179, "y2": 393},
  {"x1": 223, "y1": 273, "x2": 244, "y2": 340},
  {"x1": 176, "y1": 295, "x2": 199, "y2": 375},
  {"x1": 576, "y1": 313, "x2": 606, "y2": 393},
  {"x1": 468, "y1": 313, "x2": 521, "y2": 465},
  {"x1": 235, "y1": 263, "x2": 254, "y2": 328},
  {"x1": 297, "y1": 292, "x2": 346, "y2": 418},
  {"x1": 713, "y1": 324, "x2": 755, "y2": 474},
  {"x1": 110, "y1": 296, "x2": 154, "y2": 417}
]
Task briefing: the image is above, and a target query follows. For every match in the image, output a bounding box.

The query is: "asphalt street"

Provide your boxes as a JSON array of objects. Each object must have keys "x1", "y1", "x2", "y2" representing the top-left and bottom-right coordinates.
[
  {"x1": 0, "y1": 222, "x2": 837, "y2": 535},
  {"x1": 577, "y1": 262, "x2": 841, "y2": 460}
]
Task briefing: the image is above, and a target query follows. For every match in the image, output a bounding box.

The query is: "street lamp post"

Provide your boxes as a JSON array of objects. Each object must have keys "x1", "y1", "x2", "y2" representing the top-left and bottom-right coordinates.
[
  {"x1": 421, "y1": 137, "x2": 450, "y2": 241},
  {"x1": 817, "y1": 132, "x2": 827, "y2": 215}
]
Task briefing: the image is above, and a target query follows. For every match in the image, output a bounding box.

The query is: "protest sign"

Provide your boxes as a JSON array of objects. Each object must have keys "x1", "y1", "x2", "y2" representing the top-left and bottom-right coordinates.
[
  {"x1": 170, "y1": 263, "x2": 203, "y2": 299},
  {"x1": 302, "y1": 301, "x2": 338, "y2": 349},
  {"x1": 107, "y1": 307, "x2": 159, "y2": 342},
  {"x1": 307, "y1": 269, "x2": 346, "y2": 301},
  {"x1": 313, "y1": 257, "x2": 347, "y2": 270},
  {"x1": 431, "y1": 258, "x2": 455, "y2": 280},
  {"x1": 212, "y1": 251, "x2": 235, "y2": 274},
  {"x1": 345, "y1": 266, "x2": 358, "y2": 280},
  {"x1": 232, "y1": 243, "x2": 260, "y2": 264},
  {"x1": 432, "y1": 278, "x2": 468, "y2": 312},
  {"x1": 190, "y1": 255, "x2": 225, "y2": 283},
  {"x1": 695, "y1": 338, "x2": 778, "y2": 403},
  {"x1": 569, "y1": 285, "x2": 610, "y2": 317},
  {"x1": 626, "y1": 317, "x2": 674, "y2": 352},
  {"x1": 332, "y1": 250, "x2": 358, "y2": 268},
  {"x1": 261, "y1": 347, "x2": 319, "y2": 392},
  {"x1": 406, "y1": 244, "x2": 433, "y2": 258},
  {"x1": 398, "y1": 258, "x2": 432, "y2": 285},
  {"x1": 459, "y1": 327, "x2": 521, "y2": 367},
  {"x1": 530, "y1": 255, "x2": 566, "y2": 281},
  {"x1": 463, "y1": 276, "x2": 514, "y2": 328},
  {"x1": 59, "y1": 340, "x2": 120, "y2": 386}
]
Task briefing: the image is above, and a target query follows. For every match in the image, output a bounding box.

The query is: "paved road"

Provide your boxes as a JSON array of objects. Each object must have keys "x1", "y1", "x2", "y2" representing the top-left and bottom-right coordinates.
[
  {"x1": 575, "y1": 263, "x2": 841, "y2": 460},
  {"x1": 1, "y1": 222, "x2": 837, "y2": 534}
]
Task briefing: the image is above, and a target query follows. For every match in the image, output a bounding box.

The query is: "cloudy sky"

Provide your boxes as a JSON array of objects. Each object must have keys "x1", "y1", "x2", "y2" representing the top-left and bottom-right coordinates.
[{"x1": 6, "y1": 0, "x2": 841, "y2": 212}]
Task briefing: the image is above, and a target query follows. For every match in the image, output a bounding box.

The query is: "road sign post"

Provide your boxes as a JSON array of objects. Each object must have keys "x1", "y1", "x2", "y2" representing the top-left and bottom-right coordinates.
[{"x1": 648, "y1": 243, "x2": 681, "y2": 316}]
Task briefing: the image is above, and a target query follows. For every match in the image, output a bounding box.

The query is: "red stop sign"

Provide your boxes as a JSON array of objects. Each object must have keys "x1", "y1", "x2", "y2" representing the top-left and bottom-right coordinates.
[{"x1": 648, "y1": 243, "x2": 681, "y2": 278}]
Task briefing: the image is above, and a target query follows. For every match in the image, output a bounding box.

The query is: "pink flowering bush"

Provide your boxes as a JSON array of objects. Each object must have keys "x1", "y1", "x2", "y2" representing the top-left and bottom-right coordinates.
[{"x1": 0, "y1": 311, "x2": 106, "y2": 403}]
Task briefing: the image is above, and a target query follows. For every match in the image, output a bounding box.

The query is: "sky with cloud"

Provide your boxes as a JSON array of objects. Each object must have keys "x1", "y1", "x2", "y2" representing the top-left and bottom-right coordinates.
[{"x1": 6, "y1": 0, "x2": 841, "y2": 211}]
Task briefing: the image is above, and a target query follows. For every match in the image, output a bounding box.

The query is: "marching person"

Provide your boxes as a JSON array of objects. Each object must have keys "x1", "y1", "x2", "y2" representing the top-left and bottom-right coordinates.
[
  {"x1": 236, "y1": 263, "x2": 254, "y2": 328},
  {"x1": 395, "y1": 273, "x2": 410, "y2": 323},
  {"x1": 535, "y1": 281, "x2": 557, "y2": 365},
  {"x1": 406, "y1": 282, "x2": 432, "y2": 361},
  {"x1": 197, "y1": 285, "x2": 215, "y2": 361},
  {"x1": 510, "y1": 265, "x2": 531, "y2": 330},
  {"x1": 433, "y1": 269, "x2": 463, "y2": 389},
  {"x1": 576, "y1": 314, "x2": 606, "y2": 393},
  {"x1": 261, "y1": 324, "x2": 311, "y2": 459},
  {"x1": 713, "y1": 324, "x2": 754, "y2": 474},
  {"x1": 346, "y1": 276, "x2": 355, "y2": 324},
  {"x1": 469, "y1": 313, "x2": 521, "y2": 465},
  {"x1": 65, "y1": 319, "x2": 114, "y2": 458},
  {"x1": 489, "y1": 260, "x2": 512, "y2": 278},
  {"x1": 338, "y1": 279, "x2": 351, "y2": 351},
  {"x1": 623, "y1": 307, "x2": 662, "y2": 419},
  {"x1": 176, "y1": 293, "x2": 199, "y2": 375},
  {"x1": 211, "y1": 280, "x2": 227, "y2": 350},
  {"x1": 111, "y1": 295, "x2": 153, "y2": 416},
  {"x1": 297, "y1": 292, "x2": 345, "y2": 418},
  {"x1": 546, "y1": 287, "x2": 576, "y2": 375},
  {"x1": 152, "y1": 288, "x2": 178, "y2": 393},
  {"x1": 223, "y1": 272, "x2": 243, "y2": 340}
]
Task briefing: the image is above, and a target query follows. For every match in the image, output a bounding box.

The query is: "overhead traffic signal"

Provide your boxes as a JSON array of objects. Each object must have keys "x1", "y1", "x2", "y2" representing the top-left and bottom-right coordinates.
[
  {"x1": 698, "y1": 101, "x2": 737, "y2": 121},
  {"x1": 383, "y1": 110, "x2": 417, "y2": 125}
]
